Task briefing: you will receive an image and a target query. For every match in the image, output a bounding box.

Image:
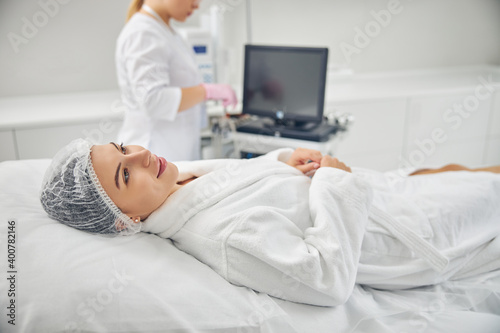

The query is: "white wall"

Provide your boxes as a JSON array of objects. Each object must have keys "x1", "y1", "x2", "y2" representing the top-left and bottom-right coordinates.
[
  {"x1": 1, "y1": 0, "x2": 499, "y2": 98},
  {"x1": 0, "y1": 0, "x2": 248, "y2": 97},
  {"x1": 0, "y1": 0, "x2": 128, "y2": 97},
  {"x1": 248, "y1": 0, "x2": 500, "y2": 74}
]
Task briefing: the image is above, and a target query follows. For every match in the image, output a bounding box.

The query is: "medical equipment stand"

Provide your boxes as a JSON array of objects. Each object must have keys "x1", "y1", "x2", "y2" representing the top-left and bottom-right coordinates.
[{"x1": 233, "y1": 112, "x2": 354, "y2": 158}]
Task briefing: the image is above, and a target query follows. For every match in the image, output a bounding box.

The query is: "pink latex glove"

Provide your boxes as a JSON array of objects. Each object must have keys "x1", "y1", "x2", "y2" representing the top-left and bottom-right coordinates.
[{"x1": 202, "y1": 83, "x2": 237, "y2": 108}]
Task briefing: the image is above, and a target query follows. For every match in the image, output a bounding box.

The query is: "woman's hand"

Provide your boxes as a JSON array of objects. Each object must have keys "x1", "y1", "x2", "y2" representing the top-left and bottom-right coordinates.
[
  {"x1": 320, "y1": 155, "x2": 352, "y2": 173},
  {"x1": 286, "y1": 148, "x2": 322, "y2": 175}
]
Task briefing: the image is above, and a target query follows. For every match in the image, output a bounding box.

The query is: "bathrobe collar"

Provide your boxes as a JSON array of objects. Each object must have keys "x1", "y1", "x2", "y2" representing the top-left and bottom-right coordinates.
[{"x1": 142, "y1": 158, "x2": 302, "y2": 238}]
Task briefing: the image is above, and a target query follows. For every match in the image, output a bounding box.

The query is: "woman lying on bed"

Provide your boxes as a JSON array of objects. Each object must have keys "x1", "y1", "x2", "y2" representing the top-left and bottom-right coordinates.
[{"x1": 40, "y1": 139, "x2": 500, "y2": 306}]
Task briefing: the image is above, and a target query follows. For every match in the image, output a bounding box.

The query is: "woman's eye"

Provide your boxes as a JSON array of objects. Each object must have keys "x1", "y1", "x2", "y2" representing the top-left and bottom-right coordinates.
[
  {"x1": 124, "y1": 168, "x2": 129, "y2": 184},
  {"x1": 120, "y1": 143, "x2": 127, "y2": 154}
]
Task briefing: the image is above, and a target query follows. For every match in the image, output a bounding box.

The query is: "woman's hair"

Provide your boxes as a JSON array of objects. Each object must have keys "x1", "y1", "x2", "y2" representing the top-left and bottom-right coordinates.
[
  {"x1": 126, "y1": 0, "x2": 144, "y2": 22},
  {"x1": 40, "y1": 139, "x2": 141, "y2": 236}
]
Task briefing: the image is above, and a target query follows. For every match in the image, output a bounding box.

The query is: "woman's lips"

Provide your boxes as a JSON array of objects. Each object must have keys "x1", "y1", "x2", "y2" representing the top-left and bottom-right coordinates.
[{"x1": 157, "y1": 157, "x2": 167, "y2": 178}]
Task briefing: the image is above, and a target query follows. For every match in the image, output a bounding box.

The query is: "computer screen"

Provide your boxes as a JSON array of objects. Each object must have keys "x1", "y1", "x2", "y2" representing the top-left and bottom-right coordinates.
[{"x1": 242, "y1": 44, "x2": 328, "y2": 125}]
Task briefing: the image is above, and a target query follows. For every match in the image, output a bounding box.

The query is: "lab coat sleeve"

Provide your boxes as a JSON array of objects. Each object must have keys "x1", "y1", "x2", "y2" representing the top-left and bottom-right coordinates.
[
  {"x1": 224, "y1": 167, "x2": 372, "y2": 306},
  {"x1": 120, "y1": 30, "x2": 182, "y2": 121}
]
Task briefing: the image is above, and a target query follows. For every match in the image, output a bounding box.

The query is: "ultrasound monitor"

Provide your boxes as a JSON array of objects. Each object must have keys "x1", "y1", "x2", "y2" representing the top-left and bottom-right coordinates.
[{"x1": 242, "y1": 44, "x2": 328, "y2": 128}]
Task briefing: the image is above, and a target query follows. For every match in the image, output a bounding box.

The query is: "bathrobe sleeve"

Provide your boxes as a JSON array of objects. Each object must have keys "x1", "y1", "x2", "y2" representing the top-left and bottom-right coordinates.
[
  {"x1": 224, "y1": 167, "x2": 372, "y2": 306},
  {"x1": 255, "y1": 148, "x2": 294, "y2": 163}
]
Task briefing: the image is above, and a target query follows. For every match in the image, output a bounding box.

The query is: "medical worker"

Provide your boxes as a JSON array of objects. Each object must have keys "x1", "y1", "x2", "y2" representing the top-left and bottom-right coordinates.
[{"x1": 116, "y1": 0, "x2": 237, "y2": 161}]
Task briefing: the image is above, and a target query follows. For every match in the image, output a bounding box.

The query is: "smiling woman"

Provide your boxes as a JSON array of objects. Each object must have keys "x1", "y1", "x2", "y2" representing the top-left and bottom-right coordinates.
[
  {"x1": 40, "y1": 137, "x2": 500, "y2": 308},
  {"x1": 91, "y1": 142, "x2": 180, "y2": 223},
  {"x1": 39, "y1": 138, "x2": 323, "y2": 236},
  {"x1": 39, "y1": 138, "x2": 183, "y2": 235}
]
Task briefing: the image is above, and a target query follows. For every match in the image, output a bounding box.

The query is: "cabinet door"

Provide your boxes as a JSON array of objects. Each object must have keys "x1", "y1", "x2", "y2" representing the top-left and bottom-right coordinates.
[
  {"x1": 404, "y1": 92, "x2": 492, "y2": 168},
  {"x1": 487, "y1": 91, "x2": 500, "y2": 138},
  {"x1": 484, "y1": 138, "x2": 500, "y2": 165},
  {"x1": 484, "y1": 91, "x2": 500, "y2": 165},
  {"x1": 0, "y1": 130, "x2": 17, "y2": 162},
  {"x1": 16, "y1": 121, "x2": 122, "y2": 160},
  {"x1": 329, "y1": 99, "x2": 407, "y2": 171}
]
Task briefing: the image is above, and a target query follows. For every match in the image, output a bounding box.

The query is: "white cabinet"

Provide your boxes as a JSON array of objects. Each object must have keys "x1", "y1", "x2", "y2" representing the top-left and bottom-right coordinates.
[
  {"x1": 483, "y1": 138, "x2": 500, "y2": 165},
  {"x1": 487, "y1": 91, "x2": 500, "y2": 138},
  {"x1": 0, "y1": 90, "x2": 123, "y2": 162},
  {"x1": 406, "y1": 93, "x2": 491, "y2": 143},
  {"x1": 403, "y1": 92, "x2": 493, "y2": 168},
  {"x1": 484, "y1": 91, "x2": 500, "y2": 165},
  {"x1": 0, "y1": 130, "x2": 17, "y2": 161},
  {"x1": 326, "y1": 66, "x2": 500, "y2": 170},
  {"x1": 329, "y1": 99, "x2": 407, "y2": 171},
  {"x1": 15, "y1": 121, "x2": 122, "y2": 160}
]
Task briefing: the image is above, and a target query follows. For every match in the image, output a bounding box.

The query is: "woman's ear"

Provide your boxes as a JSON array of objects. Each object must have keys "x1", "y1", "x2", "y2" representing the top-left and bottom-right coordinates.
[
  {"x1": 115, "y1": 216, "x2": 141, "y2": 231},
  {"x1": 125, "y1": 214, "x2": 141, "y2": 224}
]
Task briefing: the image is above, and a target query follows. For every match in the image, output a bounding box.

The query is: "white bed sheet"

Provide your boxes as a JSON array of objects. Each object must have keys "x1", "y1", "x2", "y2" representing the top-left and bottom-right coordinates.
[{"x1": 0, "y1": 159, "x2": 499, "y2": 333}]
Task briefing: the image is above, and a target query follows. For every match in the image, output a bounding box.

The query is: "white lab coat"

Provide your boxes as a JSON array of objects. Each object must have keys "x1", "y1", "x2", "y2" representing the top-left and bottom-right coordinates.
[{"x1": 115, "y1": 12, "x2": 206, "y2": 161}]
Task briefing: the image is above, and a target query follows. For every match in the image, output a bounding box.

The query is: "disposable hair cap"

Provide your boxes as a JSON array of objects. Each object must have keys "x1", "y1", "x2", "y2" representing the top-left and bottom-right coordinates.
[{"x1": 40, "y1": 138, "x2": 141, "y2": 236}]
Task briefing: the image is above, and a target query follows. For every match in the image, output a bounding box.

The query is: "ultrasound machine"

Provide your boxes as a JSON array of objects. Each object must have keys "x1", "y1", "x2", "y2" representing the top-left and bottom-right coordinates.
[{"x1": 236, "y1": 44, "x2": 338, "y2": 143}]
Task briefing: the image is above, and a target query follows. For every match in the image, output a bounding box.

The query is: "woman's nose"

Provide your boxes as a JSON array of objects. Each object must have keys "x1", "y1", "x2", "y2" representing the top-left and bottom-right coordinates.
[{"x1": 127, "y1": 149, "x2": 151, "y2": 167}]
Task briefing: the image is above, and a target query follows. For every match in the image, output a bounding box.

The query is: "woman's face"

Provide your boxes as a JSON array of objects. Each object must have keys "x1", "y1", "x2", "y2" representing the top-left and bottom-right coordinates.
[
  {"x1": 91, "y1": 143, "x2": 179, "y2": 221},
  {"x1": 162, "y1": 0, "x2": 200, "y2": 22}
]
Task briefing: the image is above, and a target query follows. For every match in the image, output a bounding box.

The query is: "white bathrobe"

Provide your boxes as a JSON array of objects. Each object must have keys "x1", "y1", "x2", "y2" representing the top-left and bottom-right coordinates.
[{"x1": 143, "y1": 149, "x2": 500, "y2": 306}]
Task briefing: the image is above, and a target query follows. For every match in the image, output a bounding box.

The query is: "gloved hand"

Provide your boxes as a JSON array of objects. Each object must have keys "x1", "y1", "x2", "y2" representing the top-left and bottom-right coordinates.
[{"x1": 202, "y1": 83, "x2": 237, "y2": 108}]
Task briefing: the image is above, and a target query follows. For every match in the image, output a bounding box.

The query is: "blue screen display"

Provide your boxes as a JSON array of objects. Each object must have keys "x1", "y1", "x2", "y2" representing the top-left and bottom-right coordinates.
[{"x1": 193, "y1": 45, "x2": 207, "y2": 54}]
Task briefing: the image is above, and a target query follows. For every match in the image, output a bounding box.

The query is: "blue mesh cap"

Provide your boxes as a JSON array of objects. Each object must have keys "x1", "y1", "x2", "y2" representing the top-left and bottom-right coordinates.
[{"x1": 40, "y1": 139, "x2": 141, "y2": 236}]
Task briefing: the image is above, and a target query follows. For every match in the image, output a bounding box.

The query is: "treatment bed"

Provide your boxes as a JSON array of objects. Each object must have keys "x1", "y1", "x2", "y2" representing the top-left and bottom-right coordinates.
[{"x1": 1, "y1": 158, "x2": 499, "y2": 333}]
